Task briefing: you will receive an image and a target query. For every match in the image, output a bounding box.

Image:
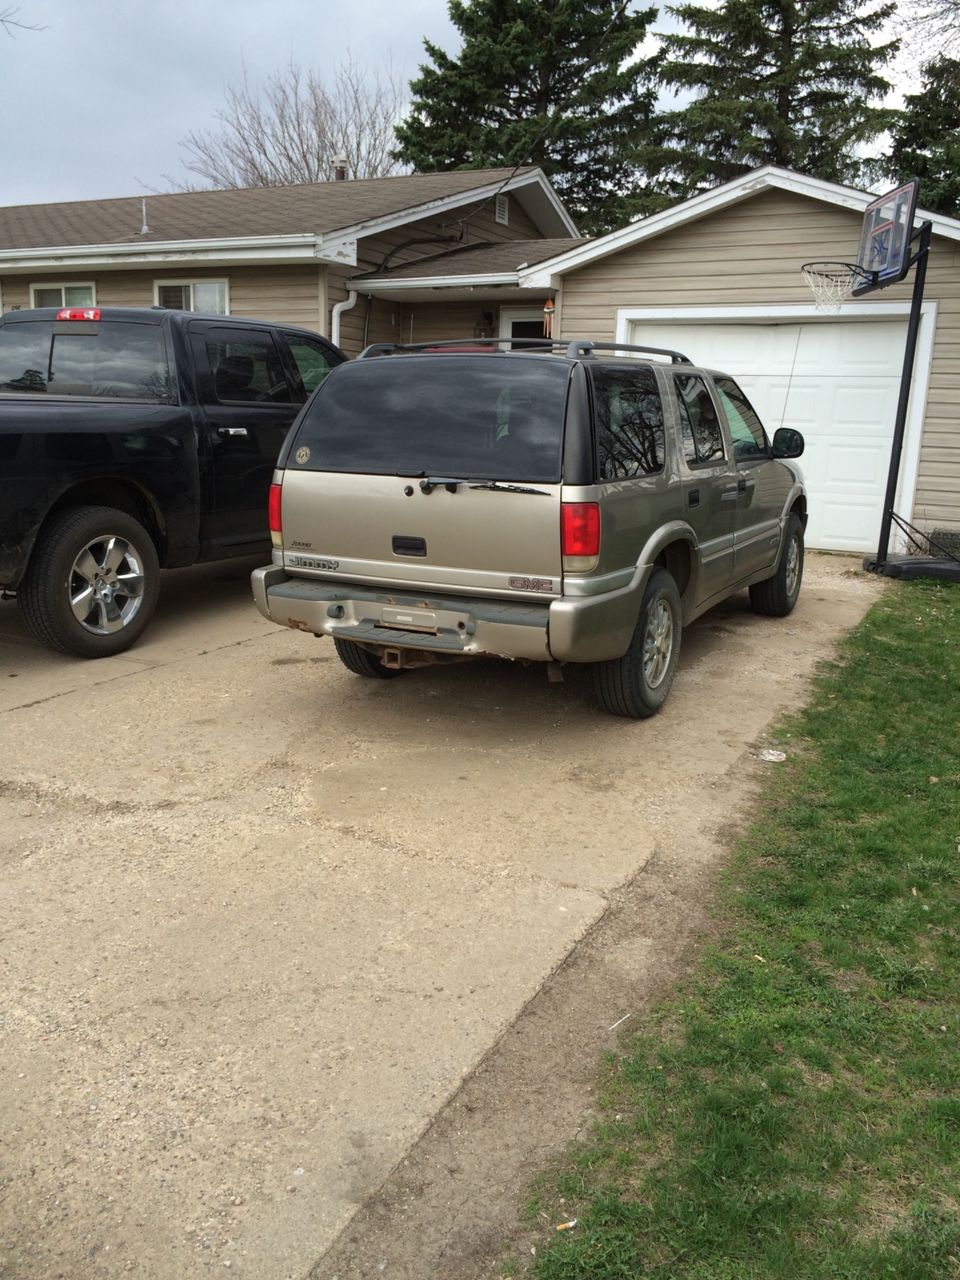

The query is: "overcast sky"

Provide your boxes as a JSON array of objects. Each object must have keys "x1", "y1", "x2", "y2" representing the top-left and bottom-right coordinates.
[
  {"x1": 0, "y1": 0, "x2": 459, "y2": 206},
  {"x1": 2, "y1": 0, "x2": 915, "y2": 210}
]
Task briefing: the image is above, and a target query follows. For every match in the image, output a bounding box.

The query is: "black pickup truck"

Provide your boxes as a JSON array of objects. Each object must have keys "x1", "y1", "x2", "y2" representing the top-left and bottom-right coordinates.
[{"x1": 0, "y1": 306, "x2": 345, "y2": 657}]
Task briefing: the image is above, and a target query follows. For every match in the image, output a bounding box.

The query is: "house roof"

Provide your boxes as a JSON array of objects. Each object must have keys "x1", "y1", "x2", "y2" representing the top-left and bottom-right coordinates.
[
  {"x1": 350, "y1": 238, "x2": 589, "y2": 286},
  {"x1": 518, "y1": 166, "x2": 960, "y2": 288},
  {"x1": 0, "y1": 168, "x2": 532, "y2": 248},
  {"x1": 0, "y1": 167, "x2": 578, "y2": 272}
]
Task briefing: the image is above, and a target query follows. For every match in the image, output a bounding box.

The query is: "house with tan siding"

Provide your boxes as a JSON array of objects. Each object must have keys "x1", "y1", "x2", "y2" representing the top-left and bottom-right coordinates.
[
  {"x1": 0, "y1": 166, "x2": 578, "y2": 353},
  {"x1": 2, "y1": 164, "x2": 957, "y2": 553},
  {"x1": 514, "y1": 167, "x2": 960, "y2": 555}
]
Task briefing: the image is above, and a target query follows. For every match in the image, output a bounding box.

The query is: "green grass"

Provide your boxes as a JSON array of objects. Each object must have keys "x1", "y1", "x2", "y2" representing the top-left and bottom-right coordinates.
[{"x1": 519, "y1": 581, "x2": 960, "y2": 1279}]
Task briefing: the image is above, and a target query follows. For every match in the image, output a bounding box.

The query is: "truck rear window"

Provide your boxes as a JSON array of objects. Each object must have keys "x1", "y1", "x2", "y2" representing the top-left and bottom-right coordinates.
[
  {"x1": 0, "y1": 320, "x2": 171, "y2": 401},
  {"x1": 290, "y1": 356, "x2": 569, "y2": 482}
]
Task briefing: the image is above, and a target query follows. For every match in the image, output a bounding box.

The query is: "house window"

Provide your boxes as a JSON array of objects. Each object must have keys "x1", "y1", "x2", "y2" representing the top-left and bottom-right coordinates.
[
  {"x1": 155, "y1": 280, "x2": 228, "y2": 315},
  {"x1": 495, "y1": 194, "x2": 509, "y2": 226},
  {"x1": 31, "y1": 282, "x2": 96, "y2": 309}
]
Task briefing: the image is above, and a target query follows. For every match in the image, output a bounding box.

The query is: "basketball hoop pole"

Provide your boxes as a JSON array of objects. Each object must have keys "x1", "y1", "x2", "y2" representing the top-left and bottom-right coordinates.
[{"x1": 868, "y1": 220, "x2": 932, "y2": 570}]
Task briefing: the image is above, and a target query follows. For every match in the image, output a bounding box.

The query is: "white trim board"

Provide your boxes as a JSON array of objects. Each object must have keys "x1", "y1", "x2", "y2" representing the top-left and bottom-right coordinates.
[
  {"x1": 519, "y1": 165, "x2": 960, "y2": 288},
  {"x1": 614, "y1": 301, "x2": 938, "y2": 551}
]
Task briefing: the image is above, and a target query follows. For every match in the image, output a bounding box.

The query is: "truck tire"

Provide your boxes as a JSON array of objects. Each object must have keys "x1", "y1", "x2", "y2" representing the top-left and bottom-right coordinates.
[
  {"x1": 749, "y1": 513, "x2": 804, "y2": 617},
  {"x1": 18, "y1": 506, "x2": 160, "y2": 658},
  {"x1": 593, "y1": 568, "x2": 682, "y2": 718},
  {"x1": 333, "y1": 637, "x2": 403, "y2": 679}
]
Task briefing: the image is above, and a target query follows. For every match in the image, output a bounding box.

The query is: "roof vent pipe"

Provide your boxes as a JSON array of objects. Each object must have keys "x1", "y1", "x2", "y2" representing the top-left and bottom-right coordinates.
[
  {"x1": 333, "y1": 155, "x2": 348, "y2": 181},
  {"x1": 140, "y1": 198, "x2": 150, "y2": 235}
]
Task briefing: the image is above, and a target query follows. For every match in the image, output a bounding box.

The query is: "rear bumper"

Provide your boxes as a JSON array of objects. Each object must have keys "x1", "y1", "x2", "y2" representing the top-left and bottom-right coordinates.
[{"x1": 251, "y1": 567, "x2": 644, "y2": 664}]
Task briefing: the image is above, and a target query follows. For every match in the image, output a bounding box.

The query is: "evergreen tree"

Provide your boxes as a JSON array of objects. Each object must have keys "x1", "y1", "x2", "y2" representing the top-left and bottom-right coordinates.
[
  {"x1": 394, "y1": 0, "x2": 660, "y2": 233},
  {"x1": 645, "y1": 0, "x2": 899, "y2": 204},
  {"x1": 887, "y1": 58, "x2": 960, "y2": 218}
]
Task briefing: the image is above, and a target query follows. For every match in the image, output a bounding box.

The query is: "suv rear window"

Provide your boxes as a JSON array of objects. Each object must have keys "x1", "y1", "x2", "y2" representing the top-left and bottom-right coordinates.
[
  {"x1": 0, "y1": 320, "x2": 171, "y2": 401},
  {"x1": 290, "y1": 356, "x2": 570, "y2": 483}
]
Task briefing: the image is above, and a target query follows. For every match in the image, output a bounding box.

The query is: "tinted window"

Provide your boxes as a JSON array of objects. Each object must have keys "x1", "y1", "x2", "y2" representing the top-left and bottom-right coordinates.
[
  {"x1": 675, "y1": 374, "x2": 725, "y2": 466},
  {"x1": 715, "y1": 377, "x2": 769, "y2": 459},
  {"x1": 286, "y1": 335, "x2": 337, "y2": 395},
  {"x1": 0, "y1": 321, "x2": 51, "y2": 392},
  {"x1": 0, "y1": 320, "x2": 171, "y2": 400},
  {"x1": 205, "y1": 332, "x2": 294, "y2": 404},
  {"x1": 292, "y1": 356, "x2": 570, "y2": 482},
  {"x1": 591, "y1": 364, "x2": 664, "y2": 479}
]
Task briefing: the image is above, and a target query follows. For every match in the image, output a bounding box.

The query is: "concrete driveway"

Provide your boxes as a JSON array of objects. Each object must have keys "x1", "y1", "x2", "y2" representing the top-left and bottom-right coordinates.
[{"x1": 0, "y1": 555, "x2": 882, "y2": 1279}]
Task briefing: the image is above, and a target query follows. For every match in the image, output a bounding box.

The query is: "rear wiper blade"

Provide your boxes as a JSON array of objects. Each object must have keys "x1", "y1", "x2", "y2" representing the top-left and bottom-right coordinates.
[{"x1": 467, "y1": 480, "x2": 550, "y2": 496}]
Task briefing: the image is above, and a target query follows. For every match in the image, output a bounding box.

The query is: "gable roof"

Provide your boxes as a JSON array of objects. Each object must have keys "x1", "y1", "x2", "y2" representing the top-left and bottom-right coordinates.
[
  {"x1": 0, "y1": 168, "x2": 577, "y2": 271},
  {"x1": 519, "y1": 167, "x2": 960, "y2": 288}
]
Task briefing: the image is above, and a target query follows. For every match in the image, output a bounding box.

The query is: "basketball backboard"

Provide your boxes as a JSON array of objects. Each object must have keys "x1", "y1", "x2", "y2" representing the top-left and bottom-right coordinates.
[{"x1": 852, "y1": 178, "x2": 920, "y2": 295}]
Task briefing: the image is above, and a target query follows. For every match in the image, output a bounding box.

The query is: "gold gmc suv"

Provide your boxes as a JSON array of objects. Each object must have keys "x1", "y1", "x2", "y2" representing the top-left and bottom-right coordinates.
[{"x1": 252, "y1": 339, "x2": 807, "y2": 718}]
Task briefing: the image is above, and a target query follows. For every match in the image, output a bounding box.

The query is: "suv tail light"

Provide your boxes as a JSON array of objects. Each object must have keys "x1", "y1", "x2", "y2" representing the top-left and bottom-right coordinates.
[
  {"x1": 268, "y1": 481, "x2": 282, "y2": 547},
  {"x1": 561, "y1": 502, "x2": 600, "y2": 572}
]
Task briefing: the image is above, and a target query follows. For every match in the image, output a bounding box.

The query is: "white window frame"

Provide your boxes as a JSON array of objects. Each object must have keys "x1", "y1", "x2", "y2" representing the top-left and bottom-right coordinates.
[
  {"x1": 495, "y1": 194, "x2": 509, "y2": 226},
  {"x1": 30, "y1": 281, "x2": 97, "y2": 308},
  {"x1": 153, "y1": 278, "x2": 230, "y2": 315},
  {"x1": 498, "y1": 306, "x2": 545, "y2": 338}
]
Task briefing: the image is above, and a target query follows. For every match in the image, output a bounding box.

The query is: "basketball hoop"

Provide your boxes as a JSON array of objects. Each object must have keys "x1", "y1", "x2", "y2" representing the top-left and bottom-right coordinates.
[{"x1": 801, "y1": 261, "x2": 877, "y2": 313}]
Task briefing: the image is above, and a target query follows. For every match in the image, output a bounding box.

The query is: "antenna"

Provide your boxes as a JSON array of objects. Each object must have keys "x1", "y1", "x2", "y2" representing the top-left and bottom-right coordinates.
[{"x1": 140, "y1": 198, "x2": 150, "y2": 235}]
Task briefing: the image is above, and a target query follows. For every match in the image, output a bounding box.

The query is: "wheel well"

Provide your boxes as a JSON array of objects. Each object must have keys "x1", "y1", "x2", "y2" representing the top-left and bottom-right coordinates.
[
  {"x1": 655, "y1": 539, "x2": 693, "y2": 599},
  {"x1": 44, "y1": 480, "x2": 166, "y2": 559},
  {"x1": 791, "y1": 495, "x2": 808, "y2": 528}
]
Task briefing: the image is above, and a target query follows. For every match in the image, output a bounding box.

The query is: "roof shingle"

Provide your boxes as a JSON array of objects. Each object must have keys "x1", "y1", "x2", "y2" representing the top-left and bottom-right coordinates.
[{"x1": 0, "y1": 168, "x2": 537, "y2": 251}]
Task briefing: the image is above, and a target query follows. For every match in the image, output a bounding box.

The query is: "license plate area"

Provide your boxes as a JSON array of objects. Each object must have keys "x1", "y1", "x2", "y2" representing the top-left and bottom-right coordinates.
[{"x1": 378, "y1": 605, "x2": 438, "y2": 634}]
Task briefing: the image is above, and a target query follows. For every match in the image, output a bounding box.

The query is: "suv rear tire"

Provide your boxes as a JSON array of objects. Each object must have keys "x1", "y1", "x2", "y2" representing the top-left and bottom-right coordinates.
[
  {"x1": 333, "y1": 638, "x2": 404, "y2": 679},
  {"x1": 593, "y1": 568, "x2": 682, "y2": 718},
  {"x1": 749, "y1": 513, "x2": 804, "y2": 617}
]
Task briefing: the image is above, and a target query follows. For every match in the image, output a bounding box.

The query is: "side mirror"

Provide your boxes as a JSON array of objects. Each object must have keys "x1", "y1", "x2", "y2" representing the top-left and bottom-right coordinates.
[{"x1": 772, "y1": 427, "x2": 804, "y2": 459}]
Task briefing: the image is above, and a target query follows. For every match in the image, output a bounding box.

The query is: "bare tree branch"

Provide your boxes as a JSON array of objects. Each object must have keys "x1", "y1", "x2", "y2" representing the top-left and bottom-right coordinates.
[
  {"x1": 176, "y1": 57, "x2": 407, "y2": 190},
  {"x1": 898, "y1": 0, "x2": 960, "y2": 62},
  {"x1": 0, "y1": 5, "x2": 45, "y2": 36}
]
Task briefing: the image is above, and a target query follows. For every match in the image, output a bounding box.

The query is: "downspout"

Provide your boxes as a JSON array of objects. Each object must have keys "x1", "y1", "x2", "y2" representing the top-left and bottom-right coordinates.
[{"x1": 331, "y1": 290, "x2": 358, "y2": 350}]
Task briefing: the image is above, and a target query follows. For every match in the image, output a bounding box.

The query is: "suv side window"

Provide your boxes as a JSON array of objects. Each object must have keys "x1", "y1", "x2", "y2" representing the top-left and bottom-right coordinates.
[
  {"x1": 591, "y1": 364, "x2": 665, "y2": 480},
  {"x1": 675, "y1": 374, "x2": 725, "y2": 466},
  {"x1": 204, "y1": 331, "x2": 295, "y2": 404},
  {"x1": 285, "y1": 334, "x2": 338, "y2": 397},
  {"x1": 715, "y1": 376, "x2": 769, "y2": 460}
]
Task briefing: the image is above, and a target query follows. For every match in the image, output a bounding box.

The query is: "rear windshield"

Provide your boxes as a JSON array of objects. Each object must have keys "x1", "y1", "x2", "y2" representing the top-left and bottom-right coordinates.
[
  {"x1": 290, "y1": 356, "x2": 570, "y2": 482},
  {"x1": 0, "y1": 320, "x2": 171, "y2": 401}
]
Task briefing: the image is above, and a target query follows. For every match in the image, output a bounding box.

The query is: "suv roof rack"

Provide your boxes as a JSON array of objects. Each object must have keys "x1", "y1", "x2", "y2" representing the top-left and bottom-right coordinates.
[
  {"x1": 357, "y1": 336, "x2": 692, "y2": 364},
  {"x1": 563, "y1": 340, "x2": 691, "y2": 364}
]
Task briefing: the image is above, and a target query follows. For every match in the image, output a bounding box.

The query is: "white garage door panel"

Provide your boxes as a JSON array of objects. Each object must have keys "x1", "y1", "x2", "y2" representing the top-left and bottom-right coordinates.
[{"x1": 628, "y1": 319, "x2": 908, "y2": 552}]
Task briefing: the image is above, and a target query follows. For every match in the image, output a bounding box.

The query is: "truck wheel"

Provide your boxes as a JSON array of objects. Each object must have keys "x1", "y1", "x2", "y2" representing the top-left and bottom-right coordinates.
[
  {"x1": 593, "y1": 568, "x2": 682, "y2": 719},
  {"x1": 749, "y1": 513, "x2": 804, "y2": 617},
  {"x1": 18, "y1": 506, "x2": 160, "y2": 658},
  {"x1": 333, "y1": 637, "x2": 403, "y2": 679}
]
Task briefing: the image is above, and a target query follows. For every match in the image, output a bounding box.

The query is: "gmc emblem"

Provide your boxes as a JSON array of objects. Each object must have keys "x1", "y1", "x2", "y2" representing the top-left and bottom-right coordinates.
[{"x1": 508, "y1": 576, "x2": 553, "y2": 592}]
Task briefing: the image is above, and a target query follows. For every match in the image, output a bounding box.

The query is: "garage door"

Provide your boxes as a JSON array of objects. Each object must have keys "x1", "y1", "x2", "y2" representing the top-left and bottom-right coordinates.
[{"x1": 628, "y1": 319, "x2": 908, "y2": 552}]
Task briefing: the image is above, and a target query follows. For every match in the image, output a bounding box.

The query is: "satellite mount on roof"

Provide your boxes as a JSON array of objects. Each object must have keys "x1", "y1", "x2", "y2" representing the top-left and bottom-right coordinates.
[{"x1": 803, "y1": 179, "x2": 959, "y2": 582}]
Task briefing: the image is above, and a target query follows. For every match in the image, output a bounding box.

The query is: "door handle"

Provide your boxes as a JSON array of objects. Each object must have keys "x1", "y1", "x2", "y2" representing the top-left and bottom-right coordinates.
[
  {"x1": 217, "y1": 426, "x2": 249, "y2": 437},
  {"x1": 688, "y1": 489, "x2": 700, "y2": 508},
  {"x1": 737, "y1": 477, "x2": 747, "y2": 493}
]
